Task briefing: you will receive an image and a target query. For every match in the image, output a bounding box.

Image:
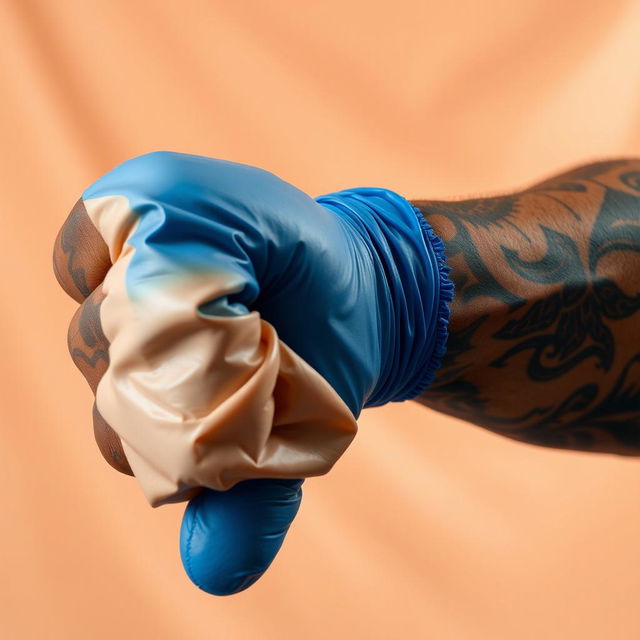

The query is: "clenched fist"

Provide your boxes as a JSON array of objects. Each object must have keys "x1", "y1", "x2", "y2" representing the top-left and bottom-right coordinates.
[{"x1": 51, "y1": 151, "x2": 452, "y2": 594}]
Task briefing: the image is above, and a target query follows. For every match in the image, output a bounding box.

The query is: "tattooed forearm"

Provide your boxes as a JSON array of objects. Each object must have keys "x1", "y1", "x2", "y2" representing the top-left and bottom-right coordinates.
[{"x1": 412, "y1": 158, "x2": 640, "y2": 455}]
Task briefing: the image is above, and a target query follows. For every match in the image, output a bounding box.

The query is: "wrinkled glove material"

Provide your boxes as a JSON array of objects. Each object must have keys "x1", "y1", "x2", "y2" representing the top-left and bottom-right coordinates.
[{"x1": 81, "y1": 151, "x2": 454, "y2": 507}]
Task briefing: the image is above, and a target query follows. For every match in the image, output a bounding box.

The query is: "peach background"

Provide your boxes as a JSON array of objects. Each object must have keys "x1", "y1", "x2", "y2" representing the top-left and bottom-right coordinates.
[{"x1": 1, "y1": 1, "x2": 640, "y2": 638}]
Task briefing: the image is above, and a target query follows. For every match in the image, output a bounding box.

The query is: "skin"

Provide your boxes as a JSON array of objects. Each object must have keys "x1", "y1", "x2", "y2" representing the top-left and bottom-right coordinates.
[
  {"x1": 411, "y1": 157, "x2": 640, "y2": 455},
  {"x1": 52, "y1": 157, "x2": 640, "y2": 476},
  {"x1": 52, "y1": 198, "x2": 134, "y2": 475}
]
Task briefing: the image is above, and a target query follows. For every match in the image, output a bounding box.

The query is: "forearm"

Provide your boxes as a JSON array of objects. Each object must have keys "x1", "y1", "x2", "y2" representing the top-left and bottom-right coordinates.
[{"x1": 411, "y1": 157, "x2": 640, "y2": 455}]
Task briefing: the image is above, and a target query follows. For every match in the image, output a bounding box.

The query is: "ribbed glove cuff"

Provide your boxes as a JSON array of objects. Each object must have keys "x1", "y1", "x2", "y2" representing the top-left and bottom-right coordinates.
[{"x1": 315, "y1": 187, "x2": 455, "y2": 407}]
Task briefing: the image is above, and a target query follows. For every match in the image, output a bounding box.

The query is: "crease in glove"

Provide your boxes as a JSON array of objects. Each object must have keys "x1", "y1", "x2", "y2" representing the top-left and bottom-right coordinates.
[
  {"x1": 81, "y1": 151, "x2": 453, "y2": 508},
  {"x1": 83, "y1": 193, "x2": 358, "y2": 508}
]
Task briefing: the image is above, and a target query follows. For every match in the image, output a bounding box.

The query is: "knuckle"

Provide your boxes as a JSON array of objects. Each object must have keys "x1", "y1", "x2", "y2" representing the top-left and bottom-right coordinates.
[{"x1": 52, "y1": 198, "x2": 111, "y2": 302}]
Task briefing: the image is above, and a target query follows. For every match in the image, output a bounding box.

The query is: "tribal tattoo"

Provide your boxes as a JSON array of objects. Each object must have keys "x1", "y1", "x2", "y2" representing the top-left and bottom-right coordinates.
[
  {"x1": 412, "y1": 158, "x2": 640, "y2": 454},
  {"x1": 53, "y1": 199, "x2": 133, "y2": 475}
]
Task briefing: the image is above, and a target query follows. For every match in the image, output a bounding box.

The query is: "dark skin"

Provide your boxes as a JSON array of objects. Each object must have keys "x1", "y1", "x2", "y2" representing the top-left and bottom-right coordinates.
[
  {"x1": 52, "y1": 198, "x2": 134, "y2": 475},
  {"x1": 413, "y1": 157, "x2": 640, "y2": 454},
  {"x1": 52, "y1": 157, "x2": 640, "y2": 476}
]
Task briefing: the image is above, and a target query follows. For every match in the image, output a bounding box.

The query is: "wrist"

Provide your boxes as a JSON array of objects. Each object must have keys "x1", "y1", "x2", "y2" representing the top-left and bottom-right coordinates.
[{"x1": 315, "y1": 187, "x2": 454, "y2": 408}]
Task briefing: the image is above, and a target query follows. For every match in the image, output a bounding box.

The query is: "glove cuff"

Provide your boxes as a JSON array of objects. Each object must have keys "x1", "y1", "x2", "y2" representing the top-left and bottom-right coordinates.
[
  {"x1": 315, "y1": 187, "x2": 455, "y2": 407},
  {"x1": 399, "y1": 199, "x2": 455, "y2": 400}
]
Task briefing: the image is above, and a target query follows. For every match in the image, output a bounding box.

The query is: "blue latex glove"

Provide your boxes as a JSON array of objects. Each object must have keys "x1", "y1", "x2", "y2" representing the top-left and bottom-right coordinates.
[{"x1": 81, "y1": 151, "x2": 454, "y2": 595}]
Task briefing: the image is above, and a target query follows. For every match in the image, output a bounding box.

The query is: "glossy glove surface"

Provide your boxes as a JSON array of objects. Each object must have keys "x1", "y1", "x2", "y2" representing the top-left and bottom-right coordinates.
[{"x1": 75, "y1": 151, "x2": 453, "y2": 594}]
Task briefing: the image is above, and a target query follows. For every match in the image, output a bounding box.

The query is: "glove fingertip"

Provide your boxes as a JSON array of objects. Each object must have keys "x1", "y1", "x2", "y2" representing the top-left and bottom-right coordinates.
[{"x1": 179, "y1": 479, "x2": 304, "y2": 596}]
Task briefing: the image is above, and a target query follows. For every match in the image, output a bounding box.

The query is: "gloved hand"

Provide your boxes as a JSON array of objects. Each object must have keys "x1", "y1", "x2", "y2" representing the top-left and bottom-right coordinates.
[{"x1": 52, "y1": 151, "x2": 453, "y2": 595}]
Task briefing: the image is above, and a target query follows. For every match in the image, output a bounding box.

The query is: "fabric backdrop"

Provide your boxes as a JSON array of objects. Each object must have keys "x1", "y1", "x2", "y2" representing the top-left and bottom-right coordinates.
[{"x1": 1, "y1": 1, "x2": 639, "y2": 638}]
